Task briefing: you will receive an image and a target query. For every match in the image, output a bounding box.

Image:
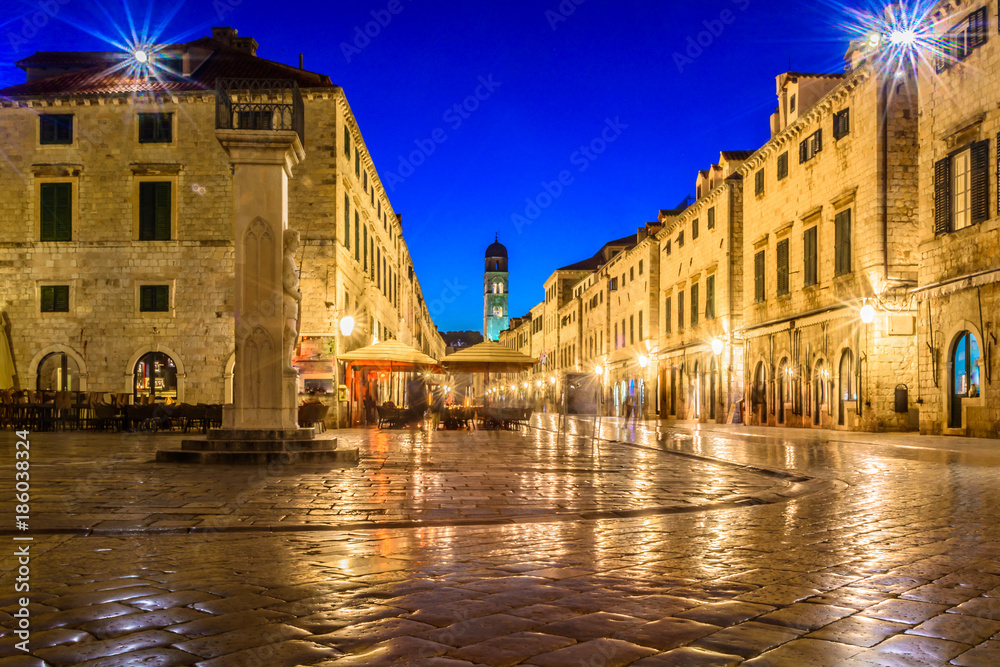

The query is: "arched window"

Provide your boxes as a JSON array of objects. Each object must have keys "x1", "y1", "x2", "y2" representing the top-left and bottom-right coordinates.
[
  {"x1": 37, "y1": 352, "x2": 80, "y2": 391},
  {"x1": 134, "y1": 352, "x2": 178, "y2": 402}
]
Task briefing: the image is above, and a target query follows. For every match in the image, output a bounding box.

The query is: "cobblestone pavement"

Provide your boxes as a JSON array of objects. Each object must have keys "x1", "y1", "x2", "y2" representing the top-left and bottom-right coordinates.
[{"x1": 1, "y1": 416, "x2": 999, "y2": 665}]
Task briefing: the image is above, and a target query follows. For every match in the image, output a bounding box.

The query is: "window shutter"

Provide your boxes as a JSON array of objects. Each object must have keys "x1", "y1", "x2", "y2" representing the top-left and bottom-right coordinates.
[
  {"x1": 777, "y1": 152, "x2": 788, "y2": 180},
  {"x1": 777, "y1": 239, "x2": 789, "y2": 295},
  {"x1": 706, "y1": 276, "x2": 715, "y2": 319},
  {"x1": 140, "y1": 286, "x2": 153, "y2": 311},
  {"x1": 708, "y1": 206, "x2": 716, "y2": 228},
  {"x1": 692, "y1": 219, "x2": 699, "y2": 239},
  {"x1": 344, "y1": 125, "x2": 350, "y2": 157},
  {"x1": 835, "y1": 210, "x2": 852, "y2": 275},
  {"x1": 754, "y1": 251, "x2": 765, "y2": 302},
  {"x1": 155, "y1": 286, "x2": 169, "y2": 311},
  {"x1": 41, "y1": 286, "x2": 55, "y2": 312},
  {"x1": 678, "y1": 292, "x2": 684, "y2": 330},
  {"x1": 799, "y1": 139, "x2": 807, "y2": 163},
  {"x1": 691, "y1": 284, "x2": 699, "y2": 326},
  {"x1": 971, "y1": 139, "x2": 989, "y2": 224},
  {"x1": 154, "y1": 182, "x2": 171, "y2": 239},
  {"x1": 804, "y1": 227, "x2": 818, "y2": 286},
  {"x1": 53, "y1": 286, "x2": 69, "y2": 312},
  {"x1": 755, "y1": 169, "x2": 764, "y2": 196},
  {"x1": 969, "y1": 7, "x2": 987, "y2": 48},
  {"x1": 40, "y1": 183, "x2": 56, "y2": 240},
  {"x1": 343, "y1": 195, "x2": 349, "y2": 249},
  {"x1": 54, "y1": 182, "x2": 71, "y2": 240},
  {"x1": 140, "y1": 182, "x2": 155, "y2": 239},
  {"x1": 815, "y1": 129, "x2": 823, "y2": 153},
  {"x1": 40, "y1": 117, "x2": 55, "y2": 144},
  {"x1": 934, "y1": 157, "x2": 952, "y2": 235}
]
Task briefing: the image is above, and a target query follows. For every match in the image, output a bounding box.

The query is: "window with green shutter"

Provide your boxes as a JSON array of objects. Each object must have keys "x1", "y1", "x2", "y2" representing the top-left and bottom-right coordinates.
[
  {"x1": 40, "y1": 182, "x2": 72, "y2": 241},
  {"x1": 40, "y1": 114, "x2": 73, "y2": 145},
  {"x1": 664, "y1": 296, "x2": 671, "y2": 334},
  {"x1": 692, "y1": 218, "x2": 699, "y2": 239},
  {"x1": 777, "y1": 238, "x2": 789, "y2": 296},
  {"x1": 754, "y1": 250, "x2": 765, "y2": 303},
  {"x1": 707, "y1": 206, "x2": 716, "y2": 229},
  {"x1": 777, "y1": 152, "x2": 788, "y2": 180},
  {"x1": 344, "y1": 125, "x2": 350, "y2": 157},
  {"x1": 833, "y1": 108, "x2": 851, "y2": 140},
  {"x1": 139, "y1": 182, "x2": 171, "y2": 240},
  {"x1": 139, "y1": 285, "x2": 170, "y2": 312},
  {"x1": 834, "y1": 209, "x2": 852, "y2": 276},
  {"x1": 355, "y1": 148, "x2": 361, "y2": 178},
  {"x1": 804, "y1": 226, "x2": 818, "y2": 286},
  {"x1": 678, "y1": 291, "x2": 685, "y2": 331},
  {"x1": 343, "y1": 194, "x2": 351, "y2": 250},
  {"x1": 40, "y1": 285, "x2": 69, "y2": 312},
  {"x1": 706, "y1": 275, "x2": 715, "y2": 319},
  {"x1": 690, "y1": 283, "x2": 699, "y2": 326},
  {"x1": 363, "y1": 224, "x2": 368, "y2": 271},
  {"x1": 138, "y1": 113, "x2": 173, "y2": 143},
  {"x1": 755, "y1": 169, "x2": 765, "y2": 196},
  {"x1": 354, "y1": 217, "x2": 360, "y2": 261}
]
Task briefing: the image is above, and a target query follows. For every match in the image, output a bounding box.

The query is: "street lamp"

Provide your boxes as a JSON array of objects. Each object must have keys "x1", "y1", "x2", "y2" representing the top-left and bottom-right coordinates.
[
  {"x1": 711, "y1": 337, "x2": 724, "y2": 356},
  {"x1": 860, "y1": 303, "x2": 876, "y2": 324},
  {"x1": 332, "y1": 313, "x2": 355, "y2": 429}
]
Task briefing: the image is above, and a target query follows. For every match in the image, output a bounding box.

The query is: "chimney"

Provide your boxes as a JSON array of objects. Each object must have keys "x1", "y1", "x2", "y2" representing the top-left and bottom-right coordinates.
[
  {"x1": 232, "y1": 36, "x2": 259, "y2": 56},
  {"x1": 212, "y1": 27, "x2": 237, "y2": 47}
]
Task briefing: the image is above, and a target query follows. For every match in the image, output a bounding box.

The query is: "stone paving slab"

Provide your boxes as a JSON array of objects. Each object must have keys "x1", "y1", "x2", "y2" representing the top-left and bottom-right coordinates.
[{"x1": 3, "y1": 416, "x2": 1000, "y2": 664}]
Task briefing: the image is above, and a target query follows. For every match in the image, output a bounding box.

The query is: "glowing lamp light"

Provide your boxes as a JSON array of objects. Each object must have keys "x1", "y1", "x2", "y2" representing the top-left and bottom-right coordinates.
[
  {"x1": 866, "y1": 32, "x2": 882, "y2": 50},
  {"x1": 860, "y1": 303, "x2": 876, "y2": 324},
  {"x1": 339, "y1": 315, "x2": 355, "y2": 336},
  {"x1": 889, "y1": 29, "x2": 917, "y2": 47},
  {"x1": 549, "y1": 377, "x2": 556, "y2": 384},
  {"x1": 536, "y1": 380, "x2": 542, "y2": 387},
  {"x1": 523, "y1": 382, "x2": 529, "y2": 388},
  {"x1": 711, "y1": 337, "x2": 724, "y2": 356},
  {"x1": 594, "y1": 366, "x2": 602, "y2": 375},
  {"x1": 637, "y1": 355, "x2": 649, "y2": 369},
  {"x1": 510, "y1": 385, "x2": 516, "y2": 392},
  {"x1": 133, "y1": 49, "x2": 149, "y2": 64}
]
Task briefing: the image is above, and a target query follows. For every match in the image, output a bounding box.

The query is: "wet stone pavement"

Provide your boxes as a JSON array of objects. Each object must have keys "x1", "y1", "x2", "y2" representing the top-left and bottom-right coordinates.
[{"x1": 0, "y1": 417, "x2": 998, "y2": 666}]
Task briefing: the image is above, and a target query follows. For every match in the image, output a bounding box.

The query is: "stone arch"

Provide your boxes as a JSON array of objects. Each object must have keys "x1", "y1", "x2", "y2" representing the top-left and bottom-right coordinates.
[
  {"x1": 27, "y1": 344, "x2": 88, "y2": 391},
  {"x1": 124, "y1": 344, "x2": 188, "y2": 402}
]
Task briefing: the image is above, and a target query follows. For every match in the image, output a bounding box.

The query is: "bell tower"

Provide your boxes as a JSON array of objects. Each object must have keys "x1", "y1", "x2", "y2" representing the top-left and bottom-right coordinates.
[{"x1": 484, "y1": 235, "x2": 509, "y2": 341}]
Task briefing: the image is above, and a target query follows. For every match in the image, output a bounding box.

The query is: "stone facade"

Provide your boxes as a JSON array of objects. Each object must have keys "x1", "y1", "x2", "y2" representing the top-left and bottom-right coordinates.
[
  {"x1": 655, "y1": 153, "x2": 746, "y2": 424},
  {"x1": 0, "y1": 29, "x2": 444, "y2": 415},
  {"x1": 914, "y1": 0, "x2": 1000, "y2": 437},
  {"x1": 738, "y1": 61, "x2": 919, "y2": 432}
]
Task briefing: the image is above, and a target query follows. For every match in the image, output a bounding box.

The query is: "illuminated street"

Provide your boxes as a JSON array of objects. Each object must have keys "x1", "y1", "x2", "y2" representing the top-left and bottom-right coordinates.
[{"x1": 3, "y1": 419, "x2": 1000, "y2": 665}]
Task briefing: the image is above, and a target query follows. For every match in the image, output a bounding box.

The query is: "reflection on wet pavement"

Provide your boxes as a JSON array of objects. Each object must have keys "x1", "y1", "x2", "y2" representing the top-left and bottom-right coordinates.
[{"x1": 2, "y1": 416, "x2": 1000, "y2": 665}]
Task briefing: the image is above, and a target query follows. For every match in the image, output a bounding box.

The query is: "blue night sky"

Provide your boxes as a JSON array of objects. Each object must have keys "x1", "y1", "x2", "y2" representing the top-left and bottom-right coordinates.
[{"x1": 0, "y1": 0, "x2": 877, "y2": 332}]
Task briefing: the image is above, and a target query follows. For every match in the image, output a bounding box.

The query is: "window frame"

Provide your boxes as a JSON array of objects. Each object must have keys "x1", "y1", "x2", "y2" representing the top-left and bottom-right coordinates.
[
  {"x1": 754, "y1": 250, "x2": 765, "y2": 303},
  {"x1": 777, "y1": 152, "x2": 789, "y2": 180},
  {"x1": 137, "y1": 112, "x2": 174, "y2": 144},
  {"x1": 40, "y1": 284, "x2": 70, "y2": 313},
  {"x1": 38, "y1": 179, "x2": 74, "y2": 242},
  {"x1": 800, "y1": 129, "x2": 823, "y2": 163},
  {"x1": 137, "y1": 180, "x2": 173, "y2": 241},
  {"x1": 39, "y1": 114, "x2": 73, "y2": 145},
  {"x1": 803, "y1": 225, "x2": 818, "y2": 287},
  {"x1": 138, "y1": 284, "x2": 172, "y2": 314},
  {"x1": 776, "y1": 238, "x2": 790, "y2": 296}
]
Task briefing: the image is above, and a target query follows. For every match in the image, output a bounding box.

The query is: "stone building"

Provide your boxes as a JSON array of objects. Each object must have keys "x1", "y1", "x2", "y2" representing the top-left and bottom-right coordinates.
[
  {"x1": 913, "y1": 0, "x2": 1000, "y2": 437},
  {"x1": 737, "y1": 55, "x2": 919, "y2": 431},
  {"x1": 654, "y1": 152, "x2": 747, "y2": 424},
  {"x1": 0, "y1": 27, "x2": 444, "y2": 418}
]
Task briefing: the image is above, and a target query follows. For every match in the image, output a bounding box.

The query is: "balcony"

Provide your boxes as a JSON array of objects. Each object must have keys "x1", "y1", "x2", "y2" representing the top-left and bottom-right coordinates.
[{"x1": 215, "y1": 78, "x2": 304, "y2": 145}]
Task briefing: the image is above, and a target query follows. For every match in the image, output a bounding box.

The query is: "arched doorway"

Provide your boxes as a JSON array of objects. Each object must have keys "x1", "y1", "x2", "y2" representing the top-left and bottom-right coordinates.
[
  {"x1": 838, "y1": 350, "x2": 854, "y2": 426},
  {"x1": 752, "y1": 361, "x2": 766, "y2": 421},
  {"x1": 777, "y1": 358, "x2": 789, "y2": 424},
  {"x1": 36, "y1": 352, "x2": 80, "y2": 391},
  {"x1": 950, "y1": 331, "x2": 981, "y2": 428},
  {"x1": 134, "y1": 352, "x2": 178, "y2": 403},
  {"x1": 813, "y1": 360, "x2": 826, "y2": 425},
  {"x1": 709, "y1": 358, "x2": 718, "y2": 421}
]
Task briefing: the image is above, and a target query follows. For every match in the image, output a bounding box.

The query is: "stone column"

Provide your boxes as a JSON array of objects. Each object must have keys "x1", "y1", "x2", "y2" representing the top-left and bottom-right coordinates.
[{"x1": 215, "y1": 130, "x2": 305, "y2": 431}]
